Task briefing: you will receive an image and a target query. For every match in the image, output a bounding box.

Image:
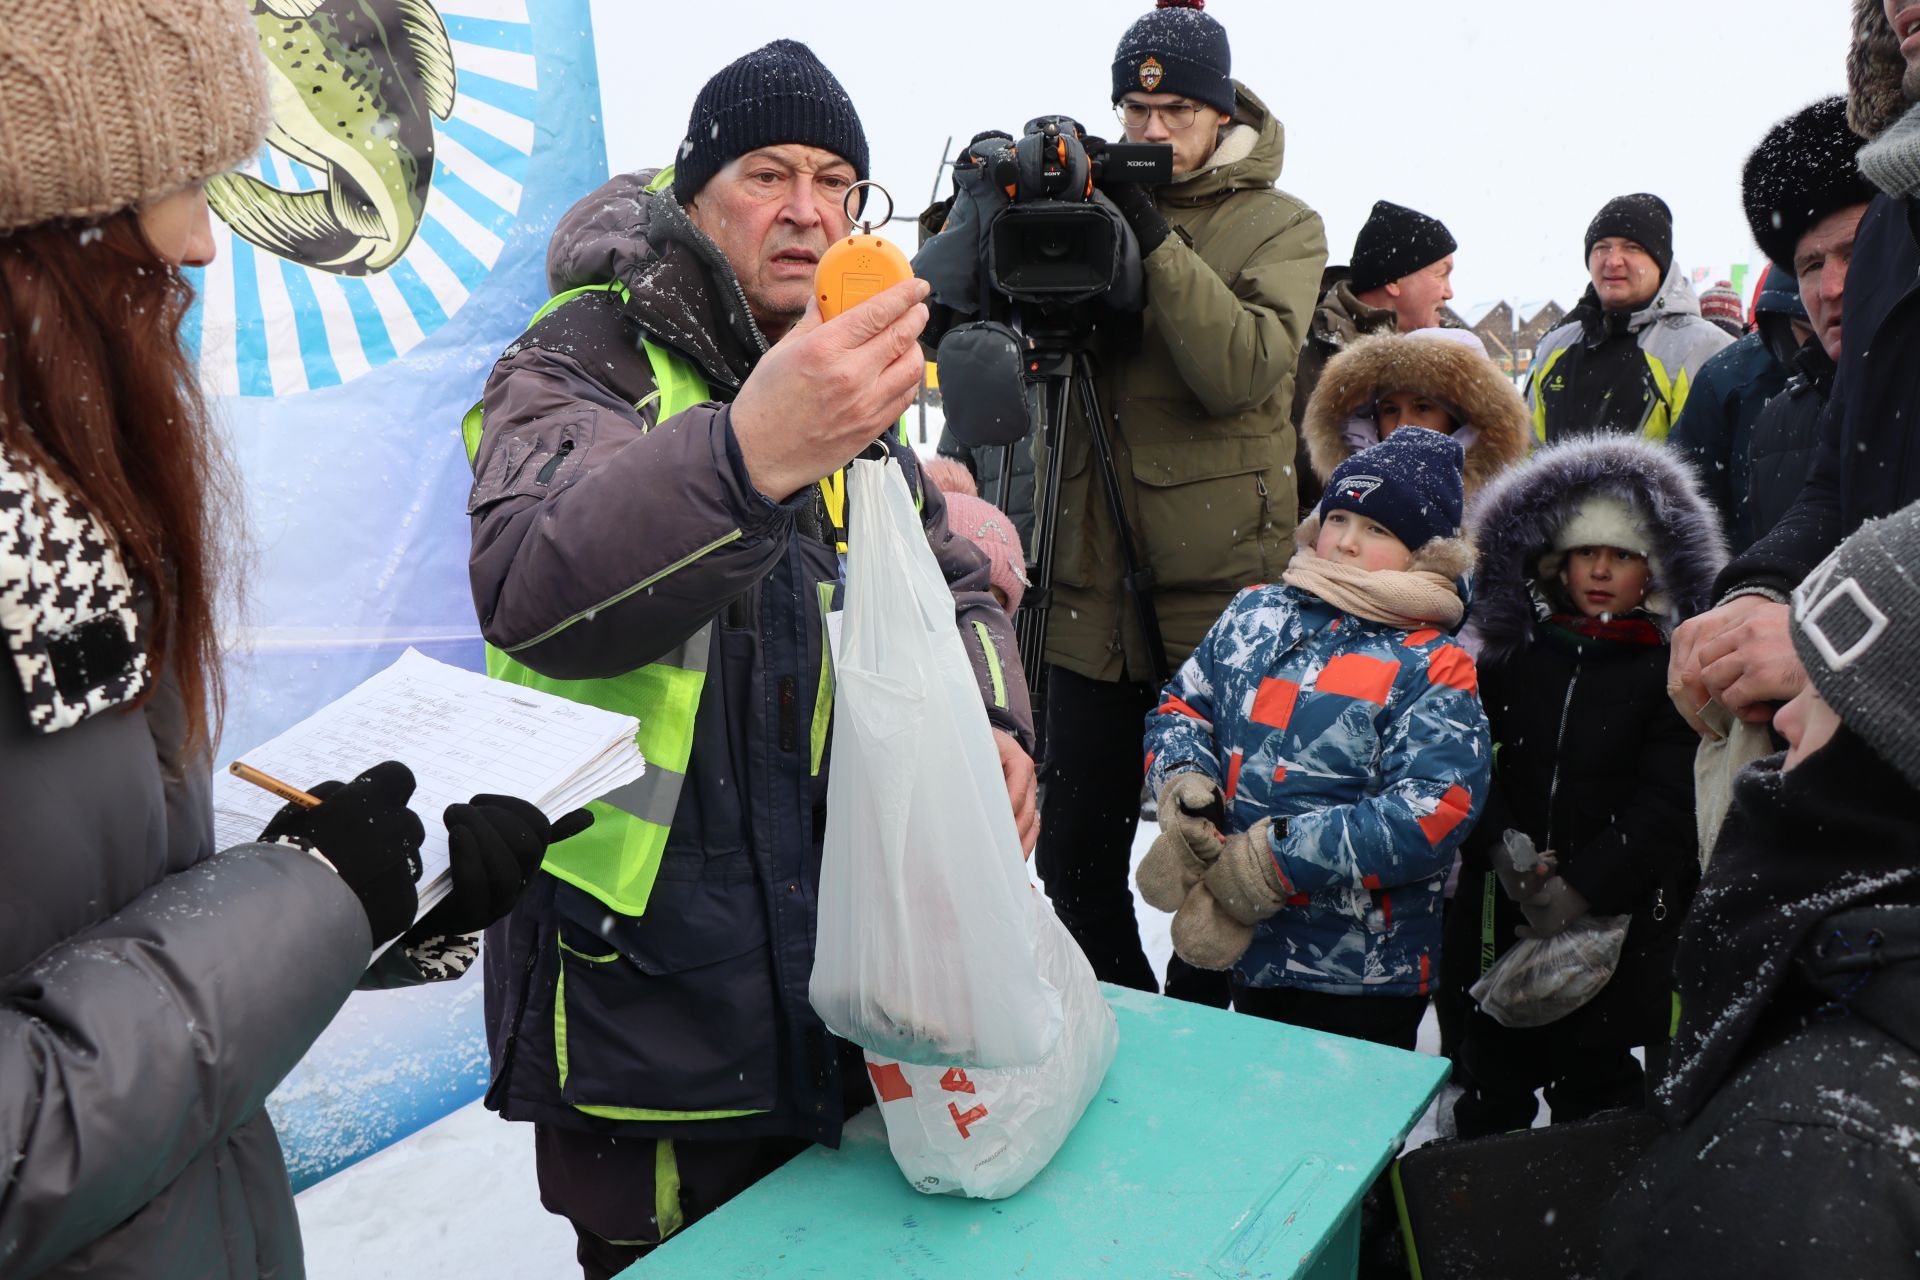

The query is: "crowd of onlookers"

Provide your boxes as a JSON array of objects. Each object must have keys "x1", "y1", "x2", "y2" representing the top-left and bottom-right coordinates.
[{"x1": 7, "y1": 0, "x2": 1920, "y2": 1276}]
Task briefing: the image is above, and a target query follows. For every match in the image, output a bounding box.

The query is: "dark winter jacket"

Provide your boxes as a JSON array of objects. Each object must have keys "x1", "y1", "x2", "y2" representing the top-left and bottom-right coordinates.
[
  {"x1": 1602, "y1": 731, "x2": 1920, "y2": 1276},
  {"x1": 1666, "y1": 270, "x2": 1806, "y2": 551},
  {"x1": 1042, "y1": 82, "x2": 1328, "y2": 683},
  {"x1": 936, "y1": 423, "x2": 1035, "y2": 547},
  {"x1": 1299, "y1": 330, "x2": 1530, "y2": 504},
  {"x1": 1290, "y1": 267, "x2": 1400, "y2": 510},
  {"x1": 0, "y1": 449, "x2": 373, "y2": 1277},
  {"x1": 1526, "y1": 267, "x2": 1732, "y2": 444},
  {"x1": 468, "y1": 170, "x2": 1033, "y2": 1147},
  {"x1": 1719, "y1": 10, "x2": 1920, "y2": 599},
  {"x1": 1743, "y1": 337, "x2": 1835, "y2": 546},
  {"x1": 1454, "y1": 438, "x2": 1725, "y2": 1038}
]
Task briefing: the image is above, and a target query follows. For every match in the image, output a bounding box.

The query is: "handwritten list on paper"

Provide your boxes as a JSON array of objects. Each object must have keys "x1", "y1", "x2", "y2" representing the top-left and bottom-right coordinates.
[{"x1": 213, "y1": 648, "x2": 646, "y2": 908}]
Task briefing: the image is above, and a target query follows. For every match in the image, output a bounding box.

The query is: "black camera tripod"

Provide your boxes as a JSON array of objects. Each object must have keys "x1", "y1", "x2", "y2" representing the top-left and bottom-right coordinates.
[{"x1": 995, "y1": 312, "x2": 1170, "y2": 728}]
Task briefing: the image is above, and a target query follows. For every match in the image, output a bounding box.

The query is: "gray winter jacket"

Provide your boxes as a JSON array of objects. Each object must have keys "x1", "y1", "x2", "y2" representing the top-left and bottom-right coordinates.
[
  {"x1": 1527, "y1": 266, "x2": 1733, "y2": 443},
  {"x1": 0, "y1": 451, "x2": 370, "y2": 1278}
]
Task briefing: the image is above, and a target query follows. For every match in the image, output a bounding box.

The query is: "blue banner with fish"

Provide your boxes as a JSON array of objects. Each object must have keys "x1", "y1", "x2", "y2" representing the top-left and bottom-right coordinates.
[{"x1": 184, "y1": 0, "x2": 607, "y2": 1191}]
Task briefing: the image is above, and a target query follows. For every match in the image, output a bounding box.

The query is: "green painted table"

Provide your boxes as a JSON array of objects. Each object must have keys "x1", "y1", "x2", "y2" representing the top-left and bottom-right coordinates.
[{"x1": 627, "y1": 985, "x2": 1447, "y2": 1279}]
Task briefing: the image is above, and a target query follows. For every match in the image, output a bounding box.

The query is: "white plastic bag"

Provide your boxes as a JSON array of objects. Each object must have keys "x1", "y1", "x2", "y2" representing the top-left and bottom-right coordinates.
[
  {"x1": 862, "y1": 906, "x2": 1119, "y2": 1199},
  {"x1": 809, "y1": 456, "x2": 1061, "y2": 1069},
  {"x1": 1469, "y1": 914, "x2": 1632, "y2": 1028}
]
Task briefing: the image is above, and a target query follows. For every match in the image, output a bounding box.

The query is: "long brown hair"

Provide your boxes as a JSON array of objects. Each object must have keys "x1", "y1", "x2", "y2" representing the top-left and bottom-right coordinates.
[{"x1": 0, "y1": 212, "x2": 229, "y2": 752}]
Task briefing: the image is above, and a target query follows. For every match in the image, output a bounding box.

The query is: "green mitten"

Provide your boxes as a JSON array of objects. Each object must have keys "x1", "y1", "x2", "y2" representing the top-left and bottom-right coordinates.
[
  {"x1": 1202, "y1": 818, "x2": 1287, "y2": 926},
  {"x1": 1135, "y1": 772, "x2": 1226, "y2": 912},
  {"x1": 1170, "y1": 881, "x2": 1255, "y2": 970}
]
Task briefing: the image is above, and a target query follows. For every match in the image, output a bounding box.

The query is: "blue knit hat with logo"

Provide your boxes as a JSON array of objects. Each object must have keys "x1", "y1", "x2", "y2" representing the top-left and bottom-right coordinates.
[
  {"x1": 674, "y1": 40, "x2": 869, "y2": 206},
  {"x1": 1319, "y1": 428, "x2": 1465, "y2": 551},
  {"x1": 1111, "y1": 0, "x2": 1234, "y2": 116}
]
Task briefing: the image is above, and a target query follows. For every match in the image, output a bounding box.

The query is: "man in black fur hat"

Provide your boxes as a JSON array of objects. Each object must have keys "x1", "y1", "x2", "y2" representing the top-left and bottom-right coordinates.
[{"x1": 1671, "y1": 0, "x2": 1920, "y2": 741}]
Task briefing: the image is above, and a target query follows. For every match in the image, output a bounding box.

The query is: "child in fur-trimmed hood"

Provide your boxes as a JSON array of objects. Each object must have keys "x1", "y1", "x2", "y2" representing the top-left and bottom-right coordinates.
[
  {"x1": 1137, "y1": 428, "x2": 1492, "y2": 1050},
  {"x1": 1443, "y1": 435, "x2": 1726, "y2": 1138},
  {"x1": 1301, "y1": 328, "x2": 1531, "y2": 503}
]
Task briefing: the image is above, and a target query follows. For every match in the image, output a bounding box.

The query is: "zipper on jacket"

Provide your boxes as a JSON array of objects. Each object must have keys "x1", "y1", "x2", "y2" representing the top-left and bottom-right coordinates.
[
  {"x1": 778, "y1": 675, "x2": 797, "y2": 752},
  {"x1": 535, "y1": 439, "x2": 575, "y2": 485},
  {"x1": 1544, "y1": 659, "x2": 1581, "y2": 856}
]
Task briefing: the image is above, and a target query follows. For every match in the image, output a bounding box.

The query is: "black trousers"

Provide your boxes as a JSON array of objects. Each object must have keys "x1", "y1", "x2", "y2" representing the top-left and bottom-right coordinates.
[
  {"x1": 1451, "y1": 1004, "x2": 1664, "y2": 1140},
  {"x1": 1034, "y1": 665, "x2": 1159, "y2": 991},
  {"x1": 1229, "y1": 982, "x2": 1428, "y2": 1052}
]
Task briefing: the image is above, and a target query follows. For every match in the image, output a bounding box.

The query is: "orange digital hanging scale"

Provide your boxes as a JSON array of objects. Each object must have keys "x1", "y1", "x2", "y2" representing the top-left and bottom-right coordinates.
[{"x1": 816, "y1": 181, "x2": 913, "y2": 321}]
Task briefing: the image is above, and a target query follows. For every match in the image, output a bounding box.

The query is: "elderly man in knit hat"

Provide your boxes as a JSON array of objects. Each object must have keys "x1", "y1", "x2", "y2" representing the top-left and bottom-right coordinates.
[
  {"x1": 1029, "y1": 0, "x2": 1326, "y2": 1007},
  {"x1": 1527, "y1": 192, "x2": 1732, "y2": 444},
  {"x1": 1290, "y1": 198, "x2": 1461, "y2": 509},
  {"x1": 464, "y1": 39, "x2": 1036, "y2": 1278}
]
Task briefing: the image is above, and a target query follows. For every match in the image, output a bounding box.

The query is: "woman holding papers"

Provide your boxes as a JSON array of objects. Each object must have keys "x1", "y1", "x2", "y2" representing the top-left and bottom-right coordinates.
[{"x1": 0, "y1": 4, "x2": 581, "y2": 1276}]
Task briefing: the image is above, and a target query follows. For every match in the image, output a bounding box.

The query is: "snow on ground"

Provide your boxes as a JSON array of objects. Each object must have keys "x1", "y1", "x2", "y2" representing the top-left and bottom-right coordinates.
[{"x1": 297, "y1": 820, "x2": 1458, "y2": 1275}]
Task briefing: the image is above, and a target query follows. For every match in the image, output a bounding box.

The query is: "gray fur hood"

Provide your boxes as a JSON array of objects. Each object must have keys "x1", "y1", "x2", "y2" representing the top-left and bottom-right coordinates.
[{"x1": 1464, "y1": 436, "x2": 1728, "y2": 663}]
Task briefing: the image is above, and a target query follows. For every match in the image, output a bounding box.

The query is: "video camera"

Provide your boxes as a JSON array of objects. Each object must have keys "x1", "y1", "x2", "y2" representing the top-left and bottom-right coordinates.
[
  {"x1": 972, "y1": 115, "x2": 1171, "y2": 305},
  {"x1": 911, "y1": 116, "x2": 1178, "y2": 693}
]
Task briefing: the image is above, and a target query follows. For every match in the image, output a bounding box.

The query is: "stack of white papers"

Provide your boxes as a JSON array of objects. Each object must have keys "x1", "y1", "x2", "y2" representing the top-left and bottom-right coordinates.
[{"x1": 213, "y1": 648, "x2": 646, "y2": 916}]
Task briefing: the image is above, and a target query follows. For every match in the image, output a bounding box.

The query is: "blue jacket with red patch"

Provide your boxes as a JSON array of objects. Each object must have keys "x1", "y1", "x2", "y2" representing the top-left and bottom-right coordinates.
[{"x1": 1144, "y1": 585, "x2": 1491, "y2": 996}]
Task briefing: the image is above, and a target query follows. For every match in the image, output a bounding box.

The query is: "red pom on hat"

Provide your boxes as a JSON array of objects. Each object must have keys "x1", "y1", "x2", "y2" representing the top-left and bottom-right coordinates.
[{"x1": 1157, "y1": 0, "x2": 1205, "y2": 9}]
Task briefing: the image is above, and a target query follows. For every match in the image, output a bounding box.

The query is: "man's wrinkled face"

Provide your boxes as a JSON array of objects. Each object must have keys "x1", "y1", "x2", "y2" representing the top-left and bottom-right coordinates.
[
  {"x1": 1794, "y1": 203, "x2": 1868, "y2": 363},
  {"x1": 1886, "y1": 0, "x2": 1920, "y2": 99},
  {"x1": 1387, "y1": 255, "x2": 1454, "y2": 330},
  {"x1": 1119, "y1": 92, "x2": 1227, "y2": 177},
  {"x1": 1588, "y1": 237, "x2": 1662, "y2": 310},
  {"x1": 686, "y1": 145, "x2": 856, "y2": 340}
]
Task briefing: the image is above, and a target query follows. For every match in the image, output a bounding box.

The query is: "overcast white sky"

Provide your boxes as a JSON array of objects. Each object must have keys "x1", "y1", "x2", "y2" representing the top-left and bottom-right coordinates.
[{"x1": 586, "y1": 0, "x2": 1855, "y2": 324}]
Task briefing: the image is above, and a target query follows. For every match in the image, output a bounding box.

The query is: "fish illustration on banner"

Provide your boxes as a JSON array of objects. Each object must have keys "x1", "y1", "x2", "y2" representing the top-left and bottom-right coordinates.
[
  {"x1": 190, "y1": 0, "x2": 607, "y2": 1190},
  {"x1": 208, "y1": 0, "x2": 457, "y2": 277}
]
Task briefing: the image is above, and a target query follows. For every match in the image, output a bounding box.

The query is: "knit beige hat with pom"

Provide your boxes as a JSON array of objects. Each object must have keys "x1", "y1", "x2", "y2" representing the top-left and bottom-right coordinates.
[{"x1": 0, "y1": 0, "x2": 268, "y2": 231}]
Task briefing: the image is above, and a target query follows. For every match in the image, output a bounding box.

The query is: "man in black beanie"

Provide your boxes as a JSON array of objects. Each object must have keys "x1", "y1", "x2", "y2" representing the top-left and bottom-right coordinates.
[
  {"x1": 465, "y1": 39, "x2": 1037, "y2": 1279},
  {"x1": 1290, "y1": 199, "x2": 1459, "y2": 510},
  {"x1": 1526, "y1": 191, "x2": 1732, "y2": 443},
  {"x1": 1030, "y1": 0, "x2": 1327, "y2": 1008}
]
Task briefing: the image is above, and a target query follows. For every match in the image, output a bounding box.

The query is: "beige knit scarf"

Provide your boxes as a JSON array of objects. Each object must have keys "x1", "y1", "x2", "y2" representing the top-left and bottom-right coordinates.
[{"x1": 1282, "y1": 552, "x2": 1465, "y2": 629}]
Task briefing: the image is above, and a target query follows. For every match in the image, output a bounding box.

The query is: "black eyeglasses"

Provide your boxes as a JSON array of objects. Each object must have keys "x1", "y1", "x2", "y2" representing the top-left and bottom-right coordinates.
[{"x1": 1114, "y1": 100, "x2": 1199, "y2": 130}]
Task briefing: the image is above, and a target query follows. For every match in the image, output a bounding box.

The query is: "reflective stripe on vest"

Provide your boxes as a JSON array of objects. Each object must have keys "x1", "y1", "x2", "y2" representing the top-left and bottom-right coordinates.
[{"x1": 465, "y1": 334, "x2": 714, "y2": 917}]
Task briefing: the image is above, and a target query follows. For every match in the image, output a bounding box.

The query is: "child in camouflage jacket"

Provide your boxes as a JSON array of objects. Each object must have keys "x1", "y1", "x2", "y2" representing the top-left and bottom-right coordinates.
[{"x1": 1138, "y1": 428, "x2": 1492, "y2": 1048}]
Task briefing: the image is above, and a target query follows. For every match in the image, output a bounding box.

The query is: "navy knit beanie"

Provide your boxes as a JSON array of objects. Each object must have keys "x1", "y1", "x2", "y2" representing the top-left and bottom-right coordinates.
[
  {"x1": 1112, "y1": 0, "x2": 1234, "y2": 116},
  {"x1": 673, "y1": 40, "x2": 869, "y2": 207},
  {"x1": 1349, "y1": 200, "x2": 1458, "y2": 294},
  {"x1": 1585, "y1": 192, "x2": 1674, "y2": 278},
  {"x1": 1319, "y1": 429, "x2": 1465, "y2": 552}
]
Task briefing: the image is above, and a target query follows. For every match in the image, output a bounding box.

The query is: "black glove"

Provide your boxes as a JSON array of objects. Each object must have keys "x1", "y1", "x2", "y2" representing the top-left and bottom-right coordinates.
[
  {"x1": 1100, "y1": 179, "x2": 1169, "y2": 256},
  {"x1": 411, "y1": 795, "x2": 594, "y2": 938},
  {"x1": 260, "y1": 761, "x2": 425, "y2": 948}
]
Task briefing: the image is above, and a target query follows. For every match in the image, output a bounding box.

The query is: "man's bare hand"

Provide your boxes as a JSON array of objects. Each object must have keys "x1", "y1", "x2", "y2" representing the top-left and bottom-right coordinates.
[
  {"x1": 731, "y1": 278, "x2": 930, "y2": 501},
  {"x1": 1669, "y1": 596, "x2": 1805, "y2": 735},
  {"x1": 994, "y1": 728, "x2": 1039, "y2": 860}
]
